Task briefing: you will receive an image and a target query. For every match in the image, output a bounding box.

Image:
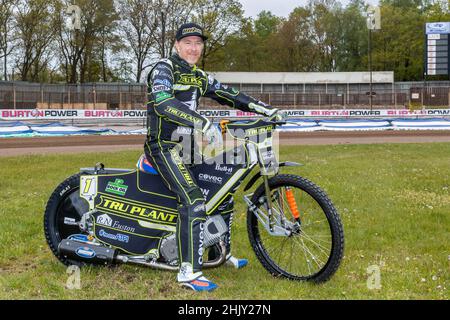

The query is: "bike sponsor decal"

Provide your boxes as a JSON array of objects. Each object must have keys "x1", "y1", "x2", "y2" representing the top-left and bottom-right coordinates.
[
  {"x1": 80, "y1": 175, "x2": 97, "y2": 209},
  {"x1": 105, "y1": 179, "x2": 128, "y2": 196},
  {"x1": 111, "y1": 220, "x2": 136, "y2": 233},
  {"x1": 99, "y1": 229, "x2": 130, "y2": 243},
  {"x1": 97, "y1": 196, "x2": 177, "y2": 224},
  {"x1": 199, "y1": 173, "x2": 223, "y2": 184},
  {"x1": 198, "y1": 222, "x2": 204, "y2": 265},
  {"x1": 200, "y1": 188, "x2": 210, "y2": 198},
  {"x1": 215, "y1": 164, "x2": 233, "y2": 175},
  {"x1": 245, "y1": 125, "x2": 273, "y2": 137},
  {"x1": 69, "y1": 234, "x2": 90, "y2": 242},
  {"x1": 96, "y1": 213, "x2": 113, "y2": 227},
  {"x1": 176, "y1": 126, "x2": 193, "y2": 135},
  {"x1": 95, "y1": 212, "x2": 136, "y2": 232},
  {"x1": 75, "y1": 246, "x2": 96, "y2": 259}
]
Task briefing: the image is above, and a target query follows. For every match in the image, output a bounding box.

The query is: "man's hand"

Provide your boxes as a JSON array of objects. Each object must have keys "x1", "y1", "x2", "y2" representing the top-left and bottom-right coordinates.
[
  {"x1": 248, "y1": 102, "x2": 287, "y2": 121},
  {"x1": 261, "y1": 106, "x2": 288, "y2": 122},
  {"x1": 272, "y1": 110, "x2": 288, "y2": 122}
]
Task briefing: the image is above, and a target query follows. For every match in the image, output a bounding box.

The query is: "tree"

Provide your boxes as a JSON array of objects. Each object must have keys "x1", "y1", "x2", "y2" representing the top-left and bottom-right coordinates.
[
  {"x1": 148, "y1": 0, "x2": 194, "y2": 59},
  {"x1": 193, "y1": 0, "x2": 244, "y2": 69},
  {"x1": 203, "y1": 10, "x2": 284, "y2": 72},
  {"x1": 54, "y1": 0, "x2": 120, "y2": 83},
  {"x1": 254, "y1": 10, "x2": 281, "y2": 38},
  {"x1": 0, "y1": 0, "x2": 17, "y2": 80},
  {"x1": 334, "y1": 0, "x2": 368, "y2": 71},
  {"x1": 14, "y1": 0, "x2": 56, "y2": 81},
  {"x1": 370, "y1": 3, "x2": 425, "y2": 80},
  {"x1": 272, "y1": 6, "x2": 318, "y2": 72},
  {"x1": 117, "y1": 0, "x2": 157, "y2": 83}
]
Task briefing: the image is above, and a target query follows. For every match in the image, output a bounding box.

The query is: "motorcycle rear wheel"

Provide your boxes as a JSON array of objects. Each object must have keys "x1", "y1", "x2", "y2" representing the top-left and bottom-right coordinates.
[{"x1": 44, "y1": 173, "x2": 91, "y2": 267}]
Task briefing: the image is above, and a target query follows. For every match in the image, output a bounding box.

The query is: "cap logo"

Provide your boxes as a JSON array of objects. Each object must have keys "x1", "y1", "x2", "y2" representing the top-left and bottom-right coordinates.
[{"x1": 182, "y1": 27, "x2": 202, "y2": 35}]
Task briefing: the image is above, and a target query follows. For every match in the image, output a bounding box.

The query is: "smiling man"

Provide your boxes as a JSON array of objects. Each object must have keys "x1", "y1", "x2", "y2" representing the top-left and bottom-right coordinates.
[{"x1": 144, "y1": 22, "x2": 283, "y2": 292}]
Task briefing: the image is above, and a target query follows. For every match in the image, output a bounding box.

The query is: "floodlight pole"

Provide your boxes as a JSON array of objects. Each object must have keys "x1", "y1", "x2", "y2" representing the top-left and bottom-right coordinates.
[{"x1": 369, "y1": 27, "x2": 373, "y2": 111}]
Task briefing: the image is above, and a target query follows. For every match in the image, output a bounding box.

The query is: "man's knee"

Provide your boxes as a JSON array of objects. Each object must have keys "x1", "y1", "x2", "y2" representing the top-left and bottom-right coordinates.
[{"x1": 178, "y1": 186, "x2": 206, "y2": 217}]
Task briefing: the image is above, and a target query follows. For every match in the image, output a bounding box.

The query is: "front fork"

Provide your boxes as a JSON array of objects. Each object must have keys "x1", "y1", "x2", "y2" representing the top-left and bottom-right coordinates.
[
  {"x1": 263, "y1": 175, "x2": 275, "y2": 232},
  {"x1": 244, "y1": 175, "x2": 292, "y2": 237}
]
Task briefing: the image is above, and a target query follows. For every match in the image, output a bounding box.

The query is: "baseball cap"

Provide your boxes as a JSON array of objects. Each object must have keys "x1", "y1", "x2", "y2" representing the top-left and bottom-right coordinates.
[{"x1": 176, "y1": 23, "x2": 208, "y2": 42}]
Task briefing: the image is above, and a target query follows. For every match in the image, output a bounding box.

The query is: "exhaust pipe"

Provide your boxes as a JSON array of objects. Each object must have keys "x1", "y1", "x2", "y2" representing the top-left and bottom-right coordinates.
[
  {"x1": 116, "y1": 241, "x2": 228, "y2": 271},
  {"x1": 58, "y1": 239, "x2": 117, "y2": 265},
  {"x1": 58, "y1": 239, "x2": 227, "y2": 270}
]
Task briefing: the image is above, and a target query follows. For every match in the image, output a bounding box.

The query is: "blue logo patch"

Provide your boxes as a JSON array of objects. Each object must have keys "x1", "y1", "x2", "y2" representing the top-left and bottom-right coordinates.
[
  {"x1": 69, "y1": 234, "x2": 90, "y2": 243},
  {"x1": 99, "y1": 229, "x2": 130, "y2": 243},
  {"x1": 75, "y1": 246, "x2": 96, "y2": 259},
  {"x1": 154, "y1": 79, "x2": 172, "y2": 88}
]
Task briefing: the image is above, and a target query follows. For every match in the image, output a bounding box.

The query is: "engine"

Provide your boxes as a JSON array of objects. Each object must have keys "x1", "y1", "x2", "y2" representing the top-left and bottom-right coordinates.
[{"x1": 160, "y1": 214, "x2": 228, "y2": 264}]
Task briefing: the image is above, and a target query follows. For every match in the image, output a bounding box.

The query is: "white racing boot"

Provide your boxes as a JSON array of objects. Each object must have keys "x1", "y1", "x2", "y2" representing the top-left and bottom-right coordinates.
[{"x1": 177, "y1": 262, "x2": 218, "y2": 292}]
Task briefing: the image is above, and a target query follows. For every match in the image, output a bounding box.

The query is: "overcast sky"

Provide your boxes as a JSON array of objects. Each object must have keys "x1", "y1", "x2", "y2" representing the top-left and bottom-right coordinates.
[{"x1": 238, "y1": 0, "x2": 380, "y2": 18}]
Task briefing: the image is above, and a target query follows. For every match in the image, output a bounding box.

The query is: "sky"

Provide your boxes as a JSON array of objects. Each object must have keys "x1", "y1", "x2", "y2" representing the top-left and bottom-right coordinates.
[{"x1": 238, "y1": 0, "x2": 380, "y2": 18}]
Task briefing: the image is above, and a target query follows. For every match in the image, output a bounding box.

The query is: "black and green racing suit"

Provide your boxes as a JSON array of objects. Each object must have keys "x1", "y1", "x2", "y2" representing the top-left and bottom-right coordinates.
[{"x1": 144, "y1": 53, "x2": 278, "y2": 273}]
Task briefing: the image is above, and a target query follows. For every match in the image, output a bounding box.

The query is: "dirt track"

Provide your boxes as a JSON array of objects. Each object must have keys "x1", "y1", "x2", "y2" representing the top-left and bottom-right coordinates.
[{"x1": 1, "y1": 130, "x2": 450, "y2": 157}]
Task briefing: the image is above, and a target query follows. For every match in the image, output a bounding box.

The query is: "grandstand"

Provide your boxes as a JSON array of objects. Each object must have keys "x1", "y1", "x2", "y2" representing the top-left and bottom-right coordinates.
[{"x1": 1, "y1": 71, "x2": 449, "y2": 110}]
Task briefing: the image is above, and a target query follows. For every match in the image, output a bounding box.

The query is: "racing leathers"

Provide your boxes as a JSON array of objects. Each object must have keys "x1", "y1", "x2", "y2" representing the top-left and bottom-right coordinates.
[{"x1": 144, "y1": 53, "x2": 278, "y2": 275}]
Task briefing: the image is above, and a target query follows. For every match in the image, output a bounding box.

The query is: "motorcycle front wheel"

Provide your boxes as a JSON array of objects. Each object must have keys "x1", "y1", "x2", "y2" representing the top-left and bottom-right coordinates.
[{"x1": 247, "y1": 174, "x2": 344, "y2": 283}]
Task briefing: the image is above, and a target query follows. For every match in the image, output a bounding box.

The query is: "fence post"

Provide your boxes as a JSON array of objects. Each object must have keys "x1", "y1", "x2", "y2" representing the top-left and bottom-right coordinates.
[
  {"x1": 420, "y1": 86, "x2": 424, "y2": 109},
  {"x1": 13, "y1": 82, "x2": 16, "y2": 109},
  {"x1": 347, "y1": 83, "x2": 349, "y2": 105},
  {"x1": 93, "y1": 84, "x2": 96, "y2": 109},
  {"x1": 391, "y1": 82, "x2": 394, "y2": 108}
]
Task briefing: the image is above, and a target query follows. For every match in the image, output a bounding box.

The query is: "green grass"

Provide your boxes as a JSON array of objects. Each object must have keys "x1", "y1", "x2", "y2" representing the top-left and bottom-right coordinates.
[{"x1": 0, "y1": 143, "x2": 449, "y2": 300}]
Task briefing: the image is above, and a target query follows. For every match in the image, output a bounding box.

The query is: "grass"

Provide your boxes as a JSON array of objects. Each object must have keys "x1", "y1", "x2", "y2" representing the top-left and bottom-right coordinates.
[{"x1": 0, "y1": 143, "x2": 449, "y2": 300}]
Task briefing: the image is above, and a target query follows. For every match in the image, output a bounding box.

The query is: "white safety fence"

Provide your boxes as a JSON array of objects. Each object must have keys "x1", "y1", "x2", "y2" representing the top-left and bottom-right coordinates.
[{"x1": 1, "y1": 109, "x2": 450, "y2": 137}]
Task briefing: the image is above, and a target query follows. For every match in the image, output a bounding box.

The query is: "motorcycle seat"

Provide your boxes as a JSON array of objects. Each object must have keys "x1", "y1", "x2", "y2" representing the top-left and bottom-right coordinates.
[{"x1": 136, "y1": 154, "x2": 159, "y2": 175}]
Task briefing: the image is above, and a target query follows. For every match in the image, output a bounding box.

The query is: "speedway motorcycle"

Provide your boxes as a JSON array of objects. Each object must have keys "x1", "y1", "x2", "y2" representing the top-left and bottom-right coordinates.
[{"x1": 44, "y1": 117, "x2": 344, "y2": 283}]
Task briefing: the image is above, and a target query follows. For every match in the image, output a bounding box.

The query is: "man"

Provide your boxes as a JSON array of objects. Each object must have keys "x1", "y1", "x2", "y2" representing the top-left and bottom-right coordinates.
[{"x1": 145, "y1": 22, "x2": 282, "y2": 292}]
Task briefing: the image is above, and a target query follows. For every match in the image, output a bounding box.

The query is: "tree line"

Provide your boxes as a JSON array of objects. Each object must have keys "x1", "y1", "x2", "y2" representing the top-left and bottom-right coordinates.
[{"x1": 0, "y1": 0, "x2": 448, "y2": 84}]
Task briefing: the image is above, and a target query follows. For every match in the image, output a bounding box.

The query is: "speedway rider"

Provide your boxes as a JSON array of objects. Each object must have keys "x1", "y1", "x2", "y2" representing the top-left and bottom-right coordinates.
[{"x1": 144, "y1": 22, "x2": 284, "y2": 292}]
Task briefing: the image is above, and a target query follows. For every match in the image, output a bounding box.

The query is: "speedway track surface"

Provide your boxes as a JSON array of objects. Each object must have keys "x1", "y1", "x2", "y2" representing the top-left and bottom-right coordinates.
[{"x1": 1, "y1": 130, "x2": 450, "y2": 157}]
